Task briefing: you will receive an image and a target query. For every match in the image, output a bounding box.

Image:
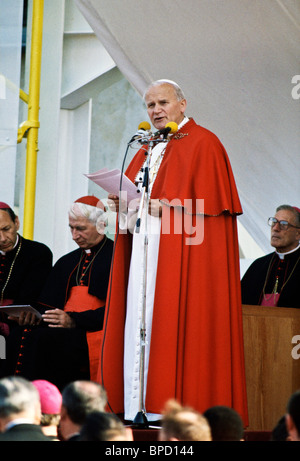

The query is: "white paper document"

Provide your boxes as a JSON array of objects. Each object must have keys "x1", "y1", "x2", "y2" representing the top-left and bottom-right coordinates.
[
  {"x1": 0, "y1": 304, "x2": 42, "y2": 319},
  {"x1": 85, "y1": 168, "x2": 140, "y2": 203}
]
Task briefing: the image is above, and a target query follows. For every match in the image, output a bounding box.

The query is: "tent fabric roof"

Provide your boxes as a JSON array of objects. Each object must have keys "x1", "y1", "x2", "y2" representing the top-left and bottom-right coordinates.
[{"x1": 75, "y1": 0, "x2": 300, "y2": 253}]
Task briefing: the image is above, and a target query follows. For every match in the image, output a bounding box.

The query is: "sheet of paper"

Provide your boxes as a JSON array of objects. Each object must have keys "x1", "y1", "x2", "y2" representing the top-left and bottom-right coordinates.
[
  {"x1": 85, "y1": 168, "x2": 141, "y2": 203},
  {"x1": 0, "y1": 304, "x2": 42, "y2": 319}
]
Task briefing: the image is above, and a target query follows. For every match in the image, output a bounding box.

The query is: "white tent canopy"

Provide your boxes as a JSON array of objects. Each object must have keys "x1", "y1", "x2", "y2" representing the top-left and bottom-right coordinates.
[{"x1": 75, "y1": 0, "x2": 300, "y2": 254}]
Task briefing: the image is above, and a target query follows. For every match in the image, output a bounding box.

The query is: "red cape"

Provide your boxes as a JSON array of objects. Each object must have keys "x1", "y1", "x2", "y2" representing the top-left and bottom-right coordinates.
[{"x1": 99, "y1": 119, "x2": 248, "y2": 425}]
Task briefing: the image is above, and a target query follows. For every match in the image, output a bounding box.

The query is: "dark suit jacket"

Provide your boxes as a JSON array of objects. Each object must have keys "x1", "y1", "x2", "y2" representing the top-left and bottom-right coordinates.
[
  {"x1": 0, "y1": 235, "x2": 53, "y2": 305},
  {"x1": 0, "y1": 423, "x2": 52, "y2": 441}
]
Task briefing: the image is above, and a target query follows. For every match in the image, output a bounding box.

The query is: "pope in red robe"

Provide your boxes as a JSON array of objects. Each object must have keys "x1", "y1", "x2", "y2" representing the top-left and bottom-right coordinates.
[{"x1": 99, "y1": 80, "x2": 248, "y2": 426}]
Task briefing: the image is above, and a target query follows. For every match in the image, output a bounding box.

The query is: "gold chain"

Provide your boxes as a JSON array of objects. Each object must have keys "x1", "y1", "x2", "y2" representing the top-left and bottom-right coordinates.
[
  {"x1": 262, "y1": 253, "x2": 300, "y2": 301},
  {"x1": 75, "y1": 236, "x2": 107, "y2": 286},
  {"x1": 0, "y1": 239, "x2": 22, "y2": 306}
]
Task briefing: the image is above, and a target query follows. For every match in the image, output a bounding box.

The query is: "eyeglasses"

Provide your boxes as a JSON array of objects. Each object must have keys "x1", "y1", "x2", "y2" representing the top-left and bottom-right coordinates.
[{"x1": 268, "y1": 217, "x2": 300, "y2": 231}]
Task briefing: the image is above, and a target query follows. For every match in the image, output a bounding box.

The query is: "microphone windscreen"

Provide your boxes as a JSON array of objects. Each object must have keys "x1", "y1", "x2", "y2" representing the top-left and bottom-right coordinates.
[
  {"x1": 165, "y1": 122, "x2": 178, "y2": 133},
  {"x1": 138, "y1": 121, "x2": 151, "y2": 131}
]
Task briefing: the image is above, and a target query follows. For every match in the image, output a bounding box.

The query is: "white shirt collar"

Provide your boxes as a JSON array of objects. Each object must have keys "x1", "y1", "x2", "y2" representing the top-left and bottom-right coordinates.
[
  {"x1": 276, "y1": 243, "x2": 300, "y2": 259},
  {"x1": 178, "y1": 116, "x2": 189, "y2": 130},
  {"x1": 5, "y1": 418, "x2": 34, "y2": 430}
]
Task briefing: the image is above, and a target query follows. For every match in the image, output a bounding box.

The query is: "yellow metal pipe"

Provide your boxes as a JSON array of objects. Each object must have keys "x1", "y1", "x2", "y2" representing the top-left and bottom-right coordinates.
[
  {"x1": 23, "y1": 0, "x2": 44, "y2": 239},
  {"x1": 19, "y1": 88, "x2": 29, "y2": 104},
  {"x1": 0, "y1": 74, "x2": 29, "y2": 104}
]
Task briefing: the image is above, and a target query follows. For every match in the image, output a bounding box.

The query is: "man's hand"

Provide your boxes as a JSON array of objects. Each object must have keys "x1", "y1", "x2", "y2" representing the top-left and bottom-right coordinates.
[
  {"x1": 42, "y1": 309, "x2": 75, "y2": 328},
  {"x1": 107, "y1": 194, "x2": 120, "y2": 213},
  {"x1": 8, "y1": 311, "x2": 41, "y2": 326},
  {"x1": 148, "y1": 199, "x2": 162, "y2": 217}
]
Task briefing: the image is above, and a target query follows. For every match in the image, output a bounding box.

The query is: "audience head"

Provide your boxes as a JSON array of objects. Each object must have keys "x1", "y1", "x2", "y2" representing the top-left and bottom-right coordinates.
[
  {"x1": 59, "y1": 380, "x2": 107, "y2": 440},
  {"x1": 203, "y1": 405, "x2": 244, "y2": 441},
  {"x1": 0, "y1": 202, "x2": 20, "y2": 253},
  {"x1": 286, "y1": 389, "x2": 300, "y2": 441},
  {"x1": 0, "y1": 376, "x2": 41, "y2": 431},
  {"x1": 271, "y1": 415, "x2": 291, "y2": 441},
  {"x1": 32, "y1": 380, "x2": 62, "y2": 430},
  {"x1": 269, "y1": 204, "x2": 300, "y2": 253},
  {"x1": 79, "y1": 411, "x2": 133, "y2": 441},
  {"x1": 159, "y1": 399, "x2": 211, "y2": 441},
  {"x1": 68, "y1": 196, "x2": 107, "y2": 250}
]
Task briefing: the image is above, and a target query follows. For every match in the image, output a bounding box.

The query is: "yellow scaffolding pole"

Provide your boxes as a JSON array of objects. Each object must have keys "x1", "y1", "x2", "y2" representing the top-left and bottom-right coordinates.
[{"x1": 22, "y1": 0, "x2": 44, "y2": 239}]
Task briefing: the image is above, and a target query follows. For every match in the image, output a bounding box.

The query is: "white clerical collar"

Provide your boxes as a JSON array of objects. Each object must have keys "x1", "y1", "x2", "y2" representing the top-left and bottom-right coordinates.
[
  {"x1": 178, "y1": 116, "x2": 189, "y2": 130},
  {"x1": 276, "y1": 243, "x2": 300, "y2": 259},
  {"x1": 0, "y1": 234, "x2": 19, "y2": 256}
]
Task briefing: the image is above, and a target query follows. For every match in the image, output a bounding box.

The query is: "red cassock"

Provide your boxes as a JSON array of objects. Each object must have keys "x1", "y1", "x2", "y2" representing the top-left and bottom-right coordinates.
[{"x1": 99, "y1": 118, "x2": 248, "y2": 425}]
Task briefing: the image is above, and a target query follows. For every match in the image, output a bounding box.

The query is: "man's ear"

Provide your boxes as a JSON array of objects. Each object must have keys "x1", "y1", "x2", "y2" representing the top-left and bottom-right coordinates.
[
  {"x1": 285, "y1": 413, "x2": 296, "y2": 440},
  {"x1": 0, "y1": 419, "x2": 7, "y2": 432},
  {"x1": 60, "y1": 405, "x2": 67, "y2": 420}
]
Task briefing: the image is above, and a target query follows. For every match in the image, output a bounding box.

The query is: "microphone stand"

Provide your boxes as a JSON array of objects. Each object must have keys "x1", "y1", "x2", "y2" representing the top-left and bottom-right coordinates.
[
  {"x1": 132, "y1": 139, "x2": 152, "y2": 428},
  {"x1": 133, "y1": 135, "x2": 167, "y2": 428}
]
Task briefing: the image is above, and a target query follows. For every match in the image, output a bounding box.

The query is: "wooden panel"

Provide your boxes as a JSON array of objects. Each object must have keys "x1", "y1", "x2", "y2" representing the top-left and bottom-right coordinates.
[{"x1": 242, "y1": 305, "x2": 300, "y2": 431}]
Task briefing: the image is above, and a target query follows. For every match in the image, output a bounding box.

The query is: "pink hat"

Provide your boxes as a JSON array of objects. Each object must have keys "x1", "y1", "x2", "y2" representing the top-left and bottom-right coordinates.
[{"x1": 32, "y1": 380, "x2": 62, "y2": 415}]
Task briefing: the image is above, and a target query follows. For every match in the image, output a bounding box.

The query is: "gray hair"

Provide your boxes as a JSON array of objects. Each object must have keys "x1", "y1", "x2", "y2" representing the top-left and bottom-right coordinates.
[
  {"x1": 69, "y1": 202, "x2": 106, "y2": 228},
  {"x1": 0, "y1": 376, "x2": 40, "y2": 419},
  {"x1": 143, "y1": 79, "x2": 186, "y2": 101},
  {"x1": 276, "y1": 205, "x2": 300, "y2": 227}
]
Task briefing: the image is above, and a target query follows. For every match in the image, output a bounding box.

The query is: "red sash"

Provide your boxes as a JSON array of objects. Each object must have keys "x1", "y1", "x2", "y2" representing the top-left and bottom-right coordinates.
[
  {"x1": 0, "y1": 299, "x2": 13, "y2": 305},
  {"x1": 64, "y1": 286, "x2": 104, "y2": 381},
  {"x1": 261, "y1": 293, "x2": 280, "y2": 306}
]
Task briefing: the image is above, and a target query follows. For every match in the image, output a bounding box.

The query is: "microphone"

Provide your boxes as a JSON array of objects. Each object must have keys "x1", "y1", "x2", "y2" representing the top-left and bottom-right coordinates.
[
  {"x1": 153, "y1": 121, "x2": 178, "y2": 139},
  {"x1": 129, "y1": 121, "x2": 151, "y2": 143}
]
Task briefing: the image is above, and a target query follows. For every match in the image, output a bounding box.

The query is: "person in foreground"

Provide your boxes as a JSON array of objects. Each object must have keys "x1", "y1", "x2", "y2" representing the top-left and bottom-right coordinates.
[
  {"x1": 241, "y1": 205, "x2": 300, "y2": 308},
  {"x1": 0, "y1": 376, "x2": 51, "y2": 441},
  {"x1": 100, "y1": 79, "x2": 248, "y2": 425},
  {"x1": 58, "y1": 380, "x2": 108, "y2": 441},
  {"x1": 32, "y1": 379, "x2": 62, "y2": 440},
  {"x1": 286, "y1": 389, "x2": 300, "y2": 441},
  {"x1": 79, "y1": 411, "x2": 133, "y2": 441},
  {"x1": 203, "y1": 405, "x2": 244, "y2": 441},
  {"x1": 158, "y1": 399, "x2": 211, "y2": 441}
]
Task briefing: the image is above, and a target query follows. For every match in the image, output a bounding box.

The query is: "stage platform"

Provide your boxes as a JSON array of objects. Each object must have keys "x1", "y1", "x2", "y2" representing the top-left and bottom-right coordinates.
[{"x1": 131, "y1": 428, "x2": 272, "y2": 442}]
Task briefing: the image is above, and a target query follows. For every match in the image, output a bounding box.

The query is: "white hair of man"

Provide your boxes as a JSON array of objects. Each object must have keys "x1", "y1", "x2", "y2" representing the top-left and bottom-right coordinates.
[
  {"x1": 69, "y1": 202, "x2": 107, "y2": 232},
  {"x1": 0, "y1": 376, "x2": 41, "y2": 421},
  {"x1": 143, "y1": 79, "x2": 186, "y2": 101}
]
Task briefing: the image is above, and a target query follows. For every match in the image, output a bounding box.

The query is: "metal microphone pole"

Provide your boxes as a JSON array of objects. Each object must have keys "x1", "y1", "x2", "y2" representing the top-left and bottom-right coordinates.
[
  {"x1": 132, "y1": 139, "x2": 155, "y2": 428},
  {"x1": 132, "y1": 134, "x2": 171, "y2": 427}
]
